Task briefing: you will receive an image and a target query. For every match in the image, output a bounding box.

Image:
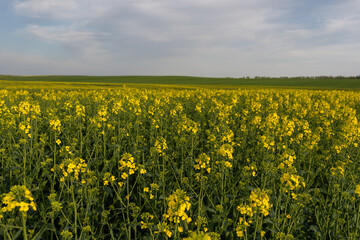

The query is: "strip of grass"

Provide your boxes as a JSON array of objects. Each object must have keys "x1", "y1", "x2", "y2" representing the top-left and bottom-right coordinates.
[{"x1": 1, "y1": 75, "x2": 360, "y2": 89}]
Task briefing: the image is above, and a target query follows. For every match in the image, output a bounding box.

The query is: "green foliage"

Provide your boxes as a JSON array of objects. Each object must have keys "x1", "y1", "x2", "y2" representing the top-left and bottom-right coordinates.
[
  {"x1": 1, "y1": 75, "x2": 360, "y2": 89},
  {"x1": 1, "y1": 87, "x2": 360, "y2": 239}
]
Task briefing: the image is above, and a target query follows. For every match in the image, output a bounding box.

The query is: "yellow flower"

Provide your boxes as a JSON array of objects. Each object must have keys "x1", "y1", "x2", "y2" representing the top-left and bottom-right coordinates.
[
  {"x1": 103, "y1": 172, "x2": 116, "y2": 185},
  {"x1": 18, "y1": 202, "x2": 29, "y2": 212},
  {"x1": 184, "y1": 231, "x2": 211, "y2": 240},
  {"x1": 118, "y1": 153, "x2": 145, "y2": 178},
  {"x1": 60, "y1": 230, "x2": 73, "y2": 239},
  {"x1": 237, "y1": 204, "x2": 253, "y2": 217},
  {"x1": 249, "y1": 188, "x2": 272, "y2": 216},
  {"x1": 58, "y1": 158, "x2": 87, "y2": 182},
  {"x1": 218, "y1": 143, "x2": 234, "y2": 159},
  {"x1": 49, "y1": 119, "x2": 61, "y2": 132},
  {"x1": 355, "y1": 184, "x2": 360, "y2": 197},
  {"x1": 194, "y1": 153, "x2": 211, "y2": 171},
  {"x1": 164, "y1": 189, "x2": 191, "y2": 224},
  {"x1": 140, "y1": 221, "x2": 148, "y2": 229},
  {"x1": 281, "y1": 173, "x2": 305, "y2": 191},
  {"x1": 224, "y1": 161, "x2": 233, "y2": 169},
  {"x1": 121, "y1": 172, "x2": 128, "y2": 180},
  {"x1": 154, "y1": 137, "x2": 168, "y2": 156},
  {"x1": 156, "y1": 222, "x2": 172, "y2": 238},
  {"x1": 2, "y1": 185, "x2": 36, "y2": 213},
  {"x1": 164, "y1": 229, "x2": 172, "y2": 238}
]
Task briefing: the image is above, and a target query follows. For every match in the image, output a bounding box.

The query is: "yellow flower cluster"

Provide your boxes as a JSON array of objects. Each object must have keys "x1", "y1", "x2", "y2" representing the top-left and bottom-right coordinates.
[
  {"x1": 237, "y1": 203, "x2": 254, "y2": 217},
  {"x1": 218, "y1": 143, "x2": 234, "y2": 160},
  {"x1": 97, "y1": 105, "x2": 108, "y2": 122},
  {"x1": 60, "y1": 230, "x2": 73, "y2": 239},
  {"x1": 243, "y1": 163, "x2": 257, "y2": 177},
  {"x1": 140, "y1": 212, "x2": 154, "y2": 229},
  {"x1": 19, "y1": 120, "x2": 32, "y2": 138},
  {"x1": 260, "y1": 135, "x2": 275, "y2": 150},
  {"x1": 215, "y1": 144, "x2": 234, "y2": 170},
  {"x1": 184, "y1": 231, "x2": 211, "y2": 240},
  {"x1": 330, "y1": 160, "x2": 346, "y2": 177},
  {"x1": 59, "y1": 157, "x2": 87, "y2": 183},
  {"x1": 75, "y1": 104, "x2": 85, "y2": 117},
  {"x1": 164, "y1": 189, "x2": 192, "y2": 224},
  {"x1": 49, "y1": 119, "x2": 61, "y2": 132},
  {"x1": 2, "y1": 185, "x2": 36, "y2": 212},
  {"x1": 236, "y1": 189, "x2": 272, "y2": 237},
  {"x1": 355, "y1": 184, "x2": 360, "y2": 197},
  {"x1": 154, "y1": 137, "x2": 168, "y2": 156},
  {"x1": 118, "y1": 153, "x2": 146, "y2": 185},
  {"x1": 178, "y1": 115, "x2": 199, "y2": 134},
  {"x1": 143, "y1": 183, "x2": 159, "y2": 199},
  {"x1": 281, "y1": 173, "x2": 305, "y2": 191},
  {"x1": 249, "y1": 188, "x2": 272, "y2": 216},
  {"x1": 103, "y1": 172, "x2": 116, "y2": 186},
  {"x1": 15, "y1": 100, "x2": 40, "y2": 118},
  {"x1": 194, "y1": 153, "x2": 211, "y2": 173},
  {"x1": 235, "y1": 216, "x2": 251, "y2": 238},
  {"x1": 119, "y1": 153, "x2": 136, "y2": 177},
  {"x1": 278, "y1": 150, "x2": 296, "y2": 169},
  {"x1": 156, "y1": 221, "x2": 172, "y2": 238},
  {"x1": 221, "y1": 129, "x2": 234, "y2": 143},
  {"x1": 18, "y1": 101, "x2": 31, "y2": 115}
]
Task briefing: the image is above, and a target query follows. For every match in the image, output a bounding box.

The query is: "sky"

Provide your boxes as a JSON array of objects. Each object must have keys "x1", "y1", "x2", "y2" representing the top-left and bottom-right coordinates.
[{"x1": 1, "y1": 0, "x2": 360, "y2": 77}]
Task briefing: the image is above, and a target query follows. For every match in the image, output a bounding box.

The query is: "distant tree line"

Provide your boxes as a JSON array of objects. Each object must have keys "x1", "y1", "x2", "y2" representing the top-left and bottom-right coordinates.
[{"x1": 247, "y1": 76, "x2": 360, "y2": 79}]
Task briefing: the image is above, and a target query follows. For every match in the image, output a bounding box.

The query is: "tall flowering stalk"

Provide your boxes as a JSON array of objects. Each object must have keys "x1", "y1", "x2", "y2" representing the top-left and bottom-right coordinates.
[{"x1": 1, "y1": 185, "x2": 36, "y2": 240}]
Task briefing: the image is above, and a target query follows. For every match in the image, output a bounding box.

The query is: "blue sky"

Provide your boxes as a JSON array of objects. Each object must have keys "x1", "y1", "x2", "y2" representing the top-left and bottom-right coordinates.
[{"x1": 1, "y1": 0, "x2": 360, "y2": 77}]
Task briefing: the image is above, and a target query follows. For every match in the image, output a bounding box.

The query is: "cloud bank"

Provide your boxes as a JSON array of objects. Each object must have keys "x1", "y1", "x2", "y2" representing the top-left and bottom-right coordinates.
[{"x1": 1, "y1": 0, "x2": 359, "y2": 76}]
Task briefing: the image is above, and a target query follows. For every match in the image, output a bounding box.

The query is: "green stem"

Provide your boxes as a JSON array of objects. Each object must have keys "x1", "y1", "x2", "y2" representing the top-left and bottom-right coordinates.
[
  {"x1": 221, "y1": 167, "x2": 225, "y2": 207},
  {"x1": 103, "y1": 125, "x2": 106, "y2": 160},
  {"x1": 71, "y1": 181, "x2": 78, "y2": 240},
  {"x1": 23, "y1": 139, "x2": 26, "y2": 186},
  {"x1": 198, "y1": 177, "x2": 204, "y2": 232},
  {"x1": 21, "y1": 212, "x2": 28, "y2": 240},
  {"x1": 253, "y1": 213, "x2": 259, "y2": 240},
  {"x1": 355, "y1": 202, "x2": 360, "y2": 231},
  {"x1": 127, "y1": 177, "x2": 131, "y2": 240},
  {"x1": 79, "y1": 120, "x2": 83, "y2": 156},
  {"x1": 51, "y1": 132, "x2": 57, "y2": 240}
]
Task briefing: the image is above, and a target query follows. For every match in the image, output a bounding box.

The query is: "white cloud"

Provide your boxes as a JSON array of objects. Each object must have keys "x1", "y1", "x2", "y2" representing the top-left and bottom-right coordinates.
[
  {"x1": 25, "y1": 25, "x2": 100, "y2": 43},
  {"x1": 14, "y1": 0, "x2": 285, "y2": 44},
  {"x1": 13, "y1": 0, "x2": 290, "y2": 64},
  {"x1": 325, "y1": 16, "x2": 360, "y2": 34},
  {"x1": 322, "y1": 0, "x2": 360, "y2": 34},
  {"x1": 23, "y1": 24, "x2": 110, "y2": 60},
  {"x1": 7, "y1": 0, "x2": 360, "y2": 76},
  {"x1": 14, "y1": 0, "x2": 116, "y2": 20}
]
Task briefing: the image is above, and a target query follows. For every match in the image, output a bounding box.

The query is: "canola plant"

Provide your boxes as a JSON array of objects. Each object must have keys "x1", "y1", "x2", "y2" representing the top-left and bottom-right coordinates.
[{"x1": 1, "y1": 88, "x2": 360, "y2": 239}]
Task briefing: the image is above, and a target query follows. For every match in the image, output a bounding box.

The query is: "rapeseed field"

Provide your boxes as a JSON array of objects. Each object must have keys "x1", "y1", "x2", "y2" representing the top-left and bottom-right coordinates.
[{"x1": 1, "y1": 88, "x2": 360, "y2": 239}]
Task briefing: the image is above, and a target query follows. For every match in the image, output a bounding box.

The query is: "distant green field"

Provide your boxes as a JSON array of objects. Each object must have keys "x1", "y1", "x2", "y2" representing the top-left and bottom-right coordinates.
[{"x1": 1, "y1": 75, "x2": 360, "y2": 89}]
